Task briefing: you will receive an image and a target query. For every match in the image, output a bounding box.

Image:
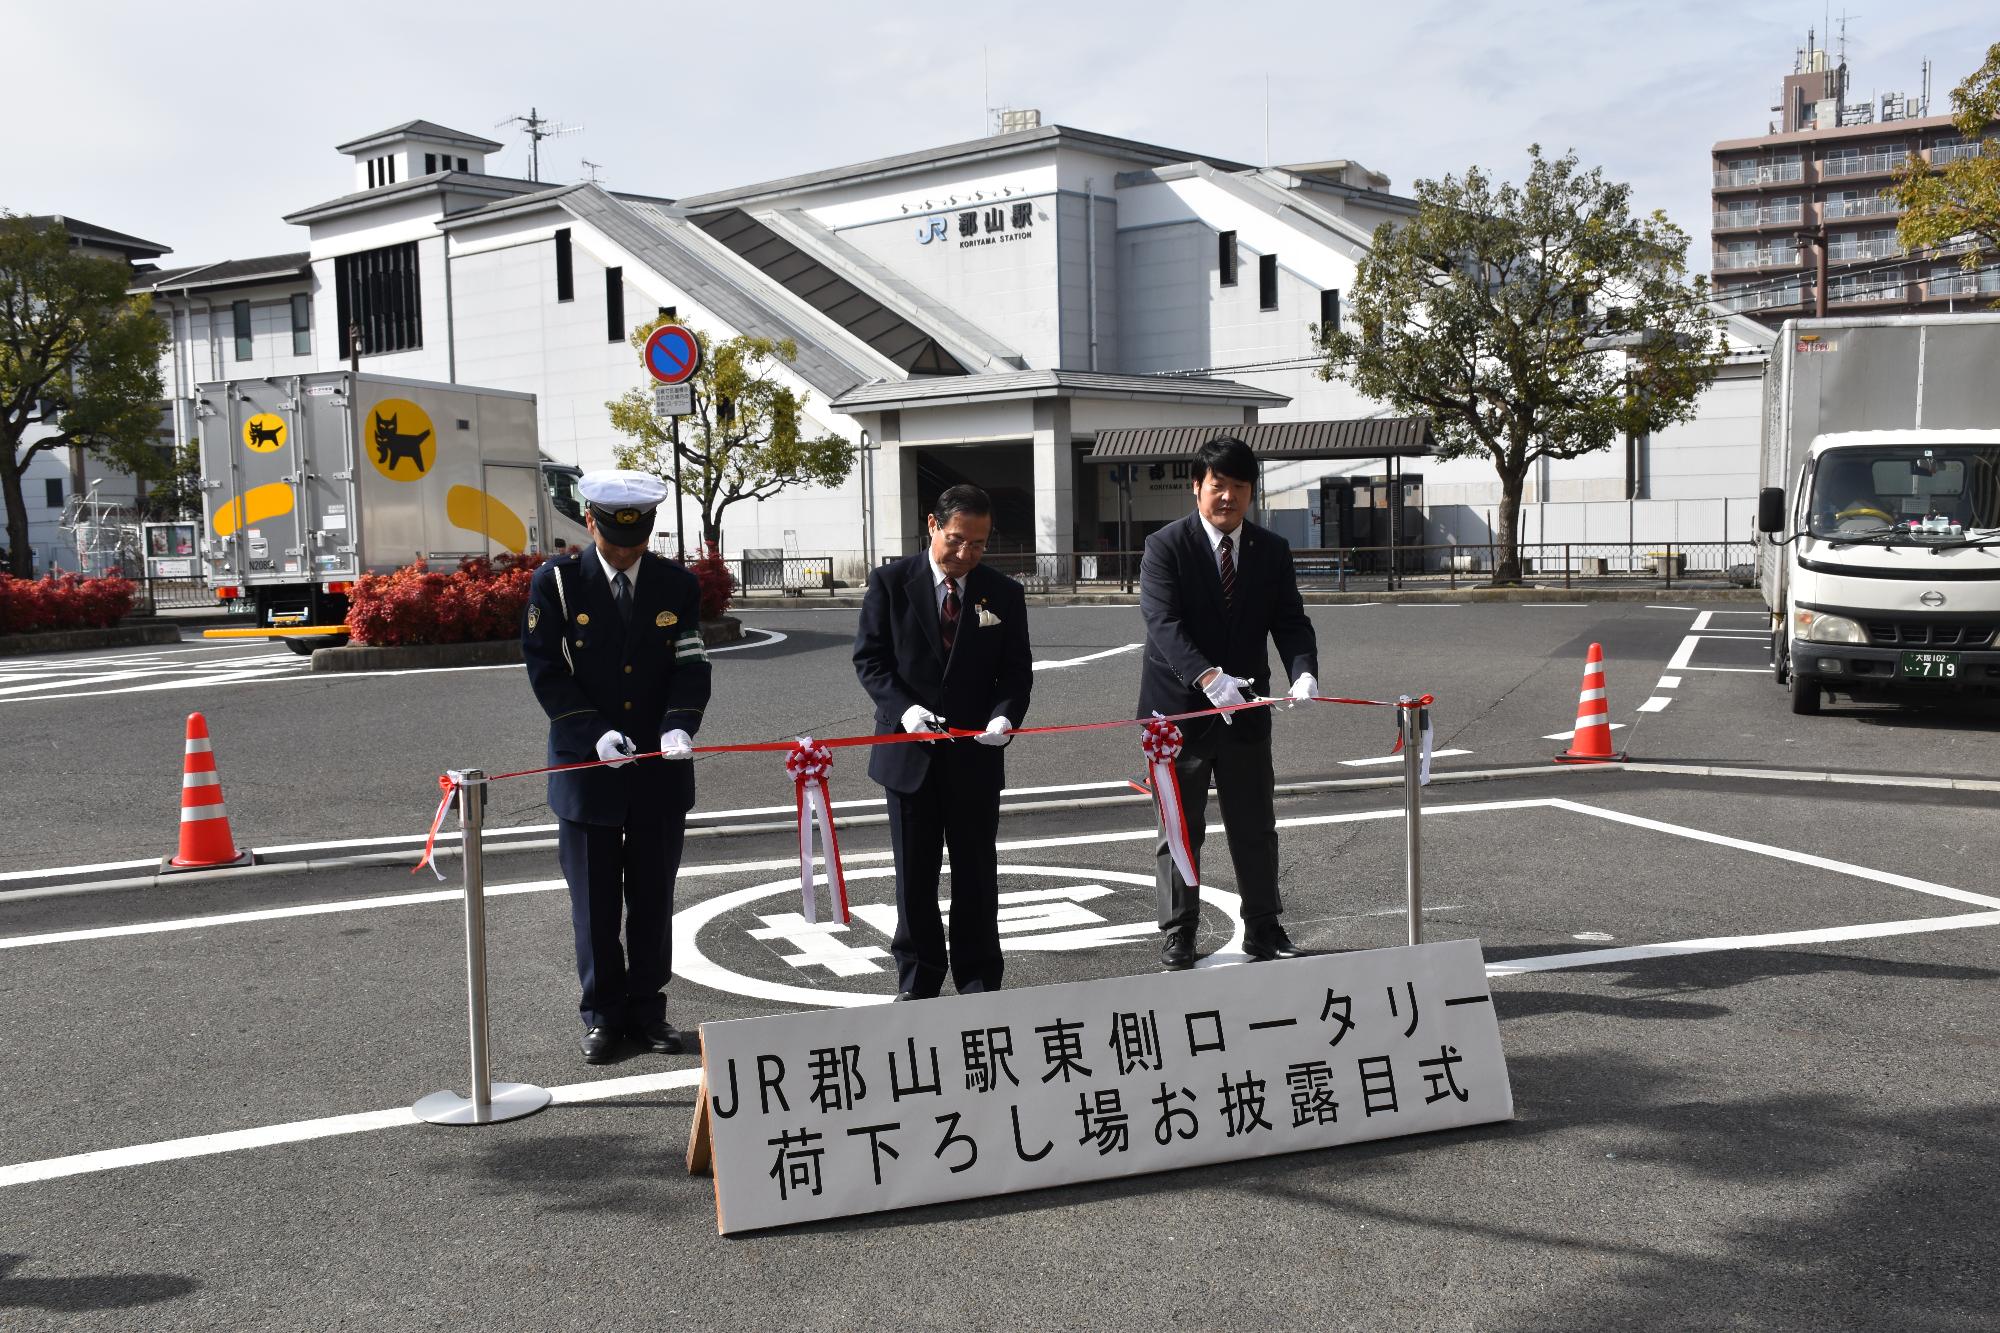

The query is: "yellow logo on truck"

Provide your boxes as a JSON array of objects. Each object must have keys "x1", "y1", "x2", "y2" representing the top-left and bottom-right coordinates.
[
  {"x1": 242, "y1": 413, "x2": 287, "y2": 453},
  {"x1": 210, "y1": 482, "x2": 295, "y2": 537},
  {"x1": 445, "y1": 485, "x2": 528, "y2": 554},
  {"x1": 366, "y1": 398, "x2": 436, "y2": 481}
]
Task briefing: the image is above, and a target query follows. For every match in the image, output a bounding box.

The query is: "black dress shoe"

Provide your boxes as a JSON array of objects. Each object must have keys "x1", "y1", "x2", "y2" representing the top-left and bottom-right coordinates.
[
  {"x1": 629, "y1": 1018, "x2": 683, "y2": 1054},
  {"x1": 580, "y1": 1026, "x2": 621, "y2": 1064},
  {"x1": 1161, "y1": 931, "x2": 1196, "y2": 971},
  {"x1": 892, "y1": 991, "x2": 917, "y2": 1002},
  {"x1": 1243, "y1": 927, "x2": 1304, "y2": 961}
]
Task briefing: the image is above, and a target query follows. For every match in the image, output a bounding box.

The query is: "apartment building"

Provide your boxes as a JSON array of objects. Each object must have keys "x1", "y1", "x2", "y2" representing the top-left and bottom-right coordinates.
[{"x1": 1710, "y1": 40, "x2": 2000, "y2": 323}]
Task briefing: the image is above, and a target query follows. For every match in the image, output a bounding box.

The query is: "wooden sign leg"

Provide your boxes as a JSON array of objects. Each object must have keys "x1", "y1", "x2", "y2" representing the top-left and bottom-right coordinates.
[{"x1": 685, "y1": 1068, "x2": 714, "y2": 1177}]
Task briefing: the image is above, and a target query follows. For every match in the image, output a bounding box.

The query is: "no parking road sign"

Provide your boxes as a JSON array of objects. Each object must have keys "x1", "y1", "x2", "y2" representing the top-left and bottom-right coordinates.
[{"x1": 644, "y1": 323, "x2": 702, "y2": 385}]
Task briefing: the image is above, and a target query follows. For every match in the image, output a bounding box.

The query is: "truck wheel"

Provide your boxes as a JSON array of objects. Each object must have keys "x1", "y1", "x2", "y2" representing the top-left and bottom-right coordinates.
[
  {"x1": 284, "y1": 637, "x2": 318, "y2": 657},
  {"x1": 1772, "y1": 630, "x2": 1788, "y2": 683},
  {"x1": 1790, "y1": 667, "x2": 1822, "y2": 715}
]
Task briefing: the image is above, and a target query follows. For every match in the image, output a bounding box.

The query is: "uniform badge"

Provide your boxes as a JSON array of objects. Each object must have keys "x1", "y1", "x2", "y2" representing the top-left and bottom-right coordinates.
[
  {"x1": 615, "y1": 508, "x2": 641, "y2": 525},
  {"x1": 656, "y1": 610, "x2": 677, "y2": 628},
  {"x1": 576, "y1": 612, "x2": 591, "y2": 626},
  {"x1": 527, "y1": 605, "x2": 540, "y2": 631}
]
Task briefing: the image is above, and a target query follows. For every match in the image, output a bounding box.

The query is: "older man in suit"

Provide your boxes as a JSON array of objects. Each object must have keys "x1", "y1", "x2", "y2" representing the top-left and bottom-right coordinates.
[
  {"x1": 853, "y1": 484, "x2": 1033, "y2": 1000},
  {"x1": 522, "y1": 470, "x2": 711, "y2": 1063},
  {"x1": 1138, "y1": 435, "x2": 1319, "y2": 969}
]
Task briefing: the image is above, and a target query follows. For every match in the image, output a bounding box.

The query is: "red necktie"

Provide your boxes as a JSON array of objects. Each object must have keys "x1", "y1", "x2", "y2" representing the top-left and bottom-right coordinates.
[
  {"x1": 940, "y1": 578, "x2": 960, "y2": 653},
  {"x1": 1218, "y1": 534, "x2": 1236, "y2": 605}
]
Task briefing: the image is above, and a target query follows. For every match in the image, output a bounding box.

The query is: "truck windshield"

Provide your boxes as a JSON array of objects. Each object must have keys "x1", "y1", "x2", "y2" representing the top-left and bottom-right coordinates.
[
  {"x1": 545, "y1": 468, "x2": 583, "y2": 525},
  {"x1": 1806, "y1": 444, "x2": 2000, "y2": 537}
]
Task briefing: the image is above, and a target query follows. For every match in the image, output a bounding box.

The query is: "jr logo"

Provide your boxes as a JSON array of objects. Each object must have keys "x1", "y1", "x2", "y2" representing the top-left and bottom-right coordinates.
[{"x1": 916, "y1": 217, "x2": 949, "y2": 244}]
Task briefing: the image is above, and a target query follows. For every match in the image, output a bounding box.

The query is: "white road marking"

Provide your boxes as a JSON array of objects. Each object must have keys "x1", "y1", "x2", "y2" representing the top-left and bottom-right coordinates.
[
  {"x1": 1032, "y1": 643, "x2": 1141, "y2": 670},
  {"x1": 1637, "y1": 697, "x2": 1671, "y2": 713},
  {"x1": 1657, "y1": 675, "x2": 1682, "y2": 689},
  {"x1": 1491, "y1": 911, "x2": 2000, "y2": 976},
  {"x1": 1541, "y1": 722, "x2": 1628, "y2": 741},
  {"x1": 1338, "y1": 749, "x2": 1472, "y2": 767},
  {"x1": 1680, "y1": 666, "x2": 1770, "y2": 673}
]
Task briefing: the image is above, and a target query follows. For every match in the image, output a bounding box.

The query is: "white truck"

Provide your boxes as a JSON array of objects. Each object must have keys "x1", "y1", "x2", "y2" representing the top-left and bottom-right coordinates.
[
  {"x1": 195, "y1": 372, "x2": 589, "y2": 650},
  {"x1": 1756, "y1": 314, "x2": 2000, "y2": 713}
]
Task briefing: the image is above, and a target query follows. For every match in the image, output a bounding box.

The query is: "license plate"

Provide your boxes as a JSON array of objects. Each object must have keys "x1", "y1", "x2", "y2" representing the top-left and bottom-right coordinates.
[{"x1": 1900, "y1": 651, "x2": 1958, "y2": 680}]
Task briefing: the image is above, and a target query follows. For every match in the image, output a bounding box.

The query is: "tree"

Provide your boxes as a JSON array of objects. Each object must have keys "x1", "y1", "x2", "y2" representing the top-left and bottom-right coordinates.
[
  {"x1": 1318, "y1": 147, "x2": 1725, "y2": 585},
  {"x1": 1893, "y1": 40, "x2": 2000, "y2": 288},
  {"x1": 0, "y1": 215, "x2": 169, "y2": 576},
  {"x1": 606, "y1": 322, "x2": 853, "y2": 552}
]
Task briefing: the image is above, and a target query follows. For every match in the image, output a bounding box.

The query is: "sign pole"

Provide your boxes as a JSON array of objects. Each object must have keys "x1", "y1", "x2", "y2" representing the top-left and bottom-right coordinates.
[
  {"x1": 672, "y1": 414, "x2": 687, "y2": 562},
  {"x1": 414, "y1": 769, "x2": 551, "y2": 1126}
]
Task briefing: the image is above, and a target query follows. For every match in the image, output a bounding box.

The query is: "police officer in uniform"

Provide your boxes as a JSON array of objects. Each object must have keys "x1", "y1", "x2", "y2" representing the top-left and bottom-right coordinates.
[{"x1": 522, "y1": 470, "x2": 711, "y2": 1063}]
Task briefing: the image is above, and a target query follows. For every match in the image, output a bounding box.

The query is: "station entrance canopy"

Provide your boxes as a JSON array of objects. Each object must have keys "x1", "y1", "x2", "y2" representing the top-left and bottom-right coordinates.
[{"x1": 1086, "y1": 417, "x2": 1435, "y2": 462}]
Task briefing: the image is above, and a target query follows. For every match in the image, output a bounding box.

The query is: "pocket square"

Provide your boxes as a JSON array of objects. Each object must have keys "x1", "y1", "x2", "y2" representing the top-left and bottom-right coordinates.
[{"x1": 976, "y1": 608, "x2": 1001, "y2": 627}]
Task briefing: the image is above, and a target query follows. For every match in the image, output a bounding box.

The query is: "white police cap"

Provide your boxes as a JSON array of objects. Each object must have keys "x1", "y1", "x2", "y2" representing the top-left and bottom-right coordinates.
[{"x1": 578, "y1": 469, "x2": 668, "y2": 511}]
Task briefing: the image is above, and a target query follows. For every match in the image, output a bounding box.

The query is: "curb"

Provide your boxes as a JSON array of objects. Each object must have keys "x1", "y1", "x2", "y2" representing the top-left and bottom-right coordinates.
[
  {"x1": 309, "y1": 614, "x2": 746, "y2": 672},
  {"x1": 737, "y1": 587, "x2": 1764, "y2": 610},
  {"x1": 0, "y1": 623, "x2": 183, "y2": 657}
]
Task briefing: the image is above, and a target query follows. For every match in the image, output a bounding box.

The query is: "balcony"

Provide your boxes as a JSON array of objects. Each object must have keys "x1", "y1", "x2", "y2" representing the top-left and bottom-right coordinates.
[
  {"x1": 1823, "y1": 195, "x2": 1902, "y2": 220},
  {"x1": 1821, "y1": 151, "x2": 1910, "y2": 179},
  {"x1": 1712, "y1": 202, "x2": 1803, "y2": 231},
  {"x1": 1830, "y1": 281, "x2": 1907, "y2": 304},
  {"x1": 1713, "y1": 160, "x2": 1804, "y2": 188},
  {"x1": 1931, "y1": 141, "x2": 1987, "y2": 165},
  {"x1": 1719, "y1": 284, "x2": 1806, "y2": 313},
  {"x1": 1828, "y1": 238, "x2": 1906, "y2": 263},
  {"x1": 1926, "y1": 269, "x2": 2000, "y2": 299},
  {"x1": 1713, "y1": 245, "x2": 1800, "y2": 272}
]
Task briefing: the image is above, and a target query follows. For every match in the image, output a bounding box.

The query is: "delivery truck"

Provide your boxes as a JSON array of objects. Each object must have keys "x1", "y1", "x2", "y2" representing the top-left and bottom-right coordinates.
[
  {"x1": 1756, "y1": 314, "x2": 2000, "y2": 713},
  {"x1": 195, "y1": 372, "x2": 589, "y2": 650}
]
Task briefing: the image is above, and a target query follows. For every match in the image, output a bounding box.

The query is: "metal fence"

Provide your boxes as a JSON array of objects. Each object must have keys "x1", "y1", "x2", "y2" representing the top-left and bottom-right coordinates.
[
  {"x1": 736, "y1": 552, "x2": 838, "y2": 596},
  {"x1": 975, "y1": 541, "x2": 1759, "y2": 594},
  {"x1": 130, "y1": 572, "x2": 217, "y2": 613}
]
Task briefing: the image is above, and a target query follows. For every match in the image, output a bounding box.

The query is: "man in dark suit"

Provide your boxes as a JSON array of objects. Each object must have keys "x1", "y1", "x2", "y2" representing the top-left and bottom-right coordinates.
[
  {"x1": 522, "y1": 470, "x2": 712, "y2": 1063},
  {"x1": 853, "y1": 485, "x2": 1033, "y2": 1000},
  {"x1": 1137, "y1": 436, "x2": 1319, "y2": 970}
]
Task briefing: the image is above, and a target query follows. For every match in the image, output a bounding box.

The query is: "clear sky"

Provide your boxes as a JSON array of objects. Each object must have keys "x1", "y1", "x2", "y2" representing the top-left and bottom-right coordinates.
[{"x1": 6, "y1": 0, "x2": 1992, "y2": 278}]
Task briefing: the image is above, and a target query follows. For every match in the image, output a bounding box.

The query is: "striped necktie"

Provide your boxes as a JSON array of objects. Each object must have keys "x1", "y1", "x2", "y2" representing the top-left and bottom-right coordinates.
[
  {"x1": 940, "y1": 578, "x2": 960, "y2": 653},
  {"x1": 1218, "y1": 534, "x2": 1236, "y2": 605}
]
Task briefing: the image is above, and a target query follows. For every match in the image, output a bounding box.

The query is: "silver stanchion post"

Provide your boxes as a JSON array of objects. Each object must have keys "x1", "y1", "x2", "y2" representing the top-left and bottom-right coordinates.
[
  {"x1": 1400, "y1": 699, "x2": 1424, "y2": 946},
  {"x1": 415, "y1": 769, "x2": 552, "y2": 1126}
]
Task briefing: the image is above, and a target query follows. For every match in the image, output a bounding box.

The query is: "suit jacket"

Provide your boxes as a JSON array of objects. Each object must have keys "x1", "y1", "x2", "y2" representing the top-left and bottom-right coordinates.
[
  {"x1": 1137, "y1": 512, "x2": 1318, "y2": 742},
  {"x1": 852, "y1": 552, "x2": 1032, "y2": 794},
  {"x1": 522, "y1": 548, "x2": 712, "y2": 824}
]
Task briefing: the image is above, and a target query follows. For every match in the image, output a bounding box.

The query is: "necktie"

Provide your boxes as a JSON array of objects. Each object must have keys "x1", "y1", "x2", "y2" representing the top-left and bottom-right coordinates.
[
  {"x1": 613, "y1": 570, "x2": 633, "y2": 626},
  {"x1": 1218, "y1": 534, "x2": 1236, "y2": 606},
  {"x1": 940, "y1": 578, "x2": 960, "y2": 654}
]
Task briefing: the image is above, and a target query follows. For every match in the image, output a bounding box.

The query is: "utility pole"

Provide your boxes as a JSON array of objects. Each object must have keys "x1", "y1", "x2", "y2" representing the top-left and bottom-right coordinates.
[
  {"x1": 1794, "y1": 225, "x2": 1830, "y2": 316},
  {"x1": 496, "y1": 107, "x2": 582, "y2": 183}
]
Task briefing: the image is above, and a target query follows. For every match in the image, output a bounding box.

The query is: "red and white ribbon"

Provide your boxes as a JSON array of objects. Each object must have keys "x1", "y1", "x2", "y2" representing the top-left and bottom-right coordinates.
[
  {"x1": 1389, "y1": 696, "x2": 1435, "y2": 787},
  {"x1": 784, "y1": 737, "x2": 850, "y2": 924},
  {"x1": 1141, "y1": 715, "x2": 1199, "y2": 888}
]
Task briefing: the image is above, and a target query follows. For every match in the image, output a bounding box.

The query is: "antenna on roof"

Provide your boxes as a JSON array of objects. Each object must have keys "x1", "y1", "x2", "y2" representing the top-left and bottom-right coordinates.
[
  {"x1": 496, "y1": 106, "x2": 582, "y2": 183},
  {"x1": 580, "y1": 159, "x2": 606, "y2": 184}
]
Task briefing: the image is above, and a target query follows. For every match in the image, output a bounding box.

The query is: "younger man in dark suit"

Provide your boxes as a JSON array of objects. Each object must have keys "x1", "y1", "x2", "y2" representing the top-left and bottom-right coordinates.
[
  {"x1": 522, "y1": 470, "x2": 711, "y2": 1063},
  {"x1": 1137, "y1": 436, "x2": 1319, "y2": 969},
  {"x1": 853, "y1": 485, "x2": 1033, "y2": 999}
]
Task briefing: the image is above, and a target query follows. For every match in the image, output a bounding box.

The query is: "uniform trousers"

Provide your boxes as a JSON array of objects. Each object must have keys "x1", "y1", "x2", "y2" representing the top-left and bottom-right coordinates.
[{"x1": 557, "y1": 813, "x2": 685, "y2": 1030}]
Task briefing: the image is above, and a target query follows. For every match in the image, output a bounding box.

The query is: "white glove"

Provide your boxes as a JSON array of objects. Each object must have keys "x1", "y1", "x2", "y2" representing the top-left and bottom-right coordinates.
[
  {"x1": 975, "y1": 716, "x2": 1012, "y2": 747},
  {"x1": 1287, "y1": 672, "x2": 1320, "y2": 707},
  {"x1": 901, "y1": 704, "x2": 947, "y2": 740},
  {"x1": 595, "y1": 730, "x2": 636, "y2": 768},
  {"x1": 1200, "y1": 670, "x2": 1252, "y2": 724},
  {"x1": 659, "y1": 729, "x2": 693, "y2": 760}
]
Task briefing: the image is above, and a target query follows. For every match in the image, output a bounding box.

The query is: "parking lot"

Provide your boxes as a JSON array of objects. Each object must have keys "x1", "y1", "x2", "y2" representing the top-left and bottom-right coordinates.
[{"x1": 2, "y1": 601, "x2": 1996, "y2": 1330}]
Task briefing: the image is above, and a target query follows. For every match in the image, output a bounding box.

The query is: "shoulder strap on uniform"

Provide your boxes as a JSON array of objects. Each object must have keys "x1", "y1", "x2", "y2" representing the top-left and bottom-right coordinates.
[{"x1": 552, "y1": 563, "x2": 575, "y2": 676}]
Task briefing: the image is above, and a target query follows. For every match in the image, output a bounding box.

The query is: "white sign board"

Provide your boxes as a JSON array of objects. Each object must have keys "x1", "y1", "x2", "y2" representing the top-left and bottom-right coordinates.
[
  {"x1": 698, "y1": 938, "x2": 1511, "y2": 1233},
  {"x1": 654, "y1": 383, "x2": 693, "y2": 417}
]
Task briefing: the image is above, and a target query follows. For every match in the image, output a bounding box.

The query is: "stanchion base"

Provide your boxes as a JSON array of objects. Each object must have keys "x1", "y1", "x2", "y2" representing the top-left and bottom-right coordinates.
[{"x1": 413, "y1": 1082, "x2": 552, "y2": 1126}]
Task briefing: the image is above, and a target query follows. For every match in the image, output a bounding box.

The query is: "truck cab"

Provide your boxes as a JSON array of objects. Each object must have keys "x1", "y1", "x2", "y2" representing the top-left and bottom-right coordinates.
[{"x1": 1760, "y1": 429, "x2": 2000, "y2": 713}]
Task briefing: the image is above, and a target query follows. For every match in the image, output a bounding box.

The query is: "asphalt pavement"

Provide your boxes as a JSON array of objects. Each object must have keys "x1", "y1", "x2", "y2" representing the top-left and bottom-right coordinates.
[{"x1": 1, "y1": 601, "x2": 1997, "y2": 1330}]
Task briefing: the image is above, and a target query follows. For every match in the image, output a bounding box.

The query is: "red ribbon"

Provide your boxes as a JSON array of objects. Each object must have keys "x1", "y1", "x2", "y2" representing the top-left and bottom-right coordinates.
[
  {"x1": 414, "y1": 774, "x2": 458, "y2": 880},
  {"x1": 1141, "y1": 715, "x2": 1198, "y2": 889},
  {"x1": 783, "y1": 738, "x2": 849, "y2": 925}
]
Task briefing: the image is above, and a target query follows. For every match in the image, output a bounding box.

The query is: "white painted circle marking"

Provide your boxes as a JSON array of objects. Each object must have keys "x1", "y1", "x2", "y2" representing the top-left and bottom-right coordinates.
[{"x1": 673, "y1": 863, "x2": 1245, "y2": 1007}]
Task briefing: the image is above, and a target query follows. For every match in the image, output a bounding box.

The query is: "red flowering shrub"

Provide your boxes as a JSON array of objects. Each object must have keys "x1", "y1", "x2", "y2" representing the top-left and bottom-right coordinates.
[
  {"x1": 0, "y1": 572, "x2": 136, "y2": 634},
  {"x1": 687, "y1": 543, "x2": 735, "y2": 619},
  {"x1": 345, "y1": 552, "x2": 545, "y2": 647}
]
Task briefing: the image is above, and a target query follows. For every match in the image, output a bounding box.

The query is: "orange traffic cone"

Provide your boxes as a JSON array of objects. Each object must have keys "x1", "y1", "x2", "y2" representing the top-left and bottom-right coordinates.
[
  {"x1": 164, "y1": 713, "x2": 254, "y2": 871},
  {"x1": 1554, "y1": 642, "x2": 1626, "y2": 764}
]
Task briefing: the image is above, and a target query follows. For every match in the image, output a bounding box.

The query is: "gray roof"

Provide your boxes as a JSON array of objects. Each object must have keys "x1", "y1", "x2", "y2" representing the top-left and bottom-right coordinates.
[
  {"x1": 335, "y1": 120, "x2": 505, "y2": 154},
  {"x1": 23, "y1": 215, "x2": 169, "y2": 259},
  {"x1": 1090, "y1": 418, "x2": 1435, "y2": 460},
  {"x1": 282, "y1": 171, "x2": 548, "y2": 225},
  {"x1": 134, "y1": 253, "x2": 310, "y2": 294},
  {"x1": 832, "y1": 370, "x2": 1291, "y2": 414},
  {"x1": 674, "y1": 124, "x2": 1256, "y2": 213}
]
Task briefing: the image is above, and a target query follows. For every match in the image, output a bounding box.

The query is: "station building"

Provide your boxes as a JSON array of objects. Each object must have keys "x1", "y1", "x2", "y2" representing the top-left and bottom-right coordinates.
[{"x1": 138, "y1": 118, "x2": 1774, "y2": 577}]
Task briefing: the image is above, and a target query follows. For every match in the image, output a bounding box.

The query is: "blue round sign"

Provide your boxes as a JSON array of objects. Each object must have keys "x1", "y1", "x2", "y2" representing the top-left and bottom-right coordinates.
[{"x1": 644, "y1": 324, "x2": 702, "y2": 385}]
